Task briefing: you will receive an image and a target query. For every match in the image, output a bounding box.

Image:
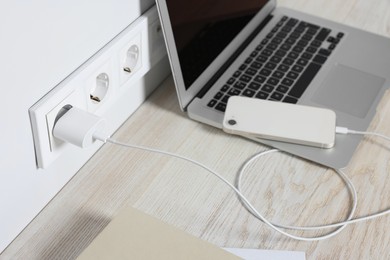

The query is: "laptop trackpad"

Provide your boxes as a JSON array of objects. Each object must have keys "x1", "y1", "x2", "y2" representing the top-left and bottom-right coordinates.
[{"x1": 311, "y1": 64, "x2": 385, "y2": 118}]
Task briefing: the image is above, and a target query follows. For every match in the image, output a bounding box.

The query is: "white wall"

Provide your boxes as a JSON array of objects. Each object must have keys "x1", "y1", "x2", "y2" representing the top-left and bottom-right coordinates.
[{"x1": 0, "y1": 0, "x2": 157, "y2": 252}]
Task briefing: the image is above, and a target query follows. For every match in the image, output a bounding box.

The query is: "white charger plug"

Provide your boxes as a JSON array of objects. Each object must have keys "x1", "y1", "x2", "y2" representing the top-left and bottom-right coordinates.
[{"x1": 53, "y1": 105, "x2": 108, "y2": 148}]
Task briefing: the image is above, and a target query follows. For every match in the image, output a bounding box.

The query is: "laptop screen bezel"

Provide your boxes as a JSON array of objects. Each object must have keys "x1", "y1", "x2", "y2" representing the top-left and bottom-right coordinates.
[{"x1": 156, "y1": 0, "x2": 277, "y2": 111}]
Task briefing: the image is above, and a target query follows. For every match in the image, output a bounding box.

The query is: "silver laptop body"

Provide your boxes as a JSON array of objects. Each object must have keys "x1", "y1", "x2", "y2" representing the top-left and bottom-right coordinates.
[{"x1": 156, "y1": 0, "x2": 390, "y2": 169}]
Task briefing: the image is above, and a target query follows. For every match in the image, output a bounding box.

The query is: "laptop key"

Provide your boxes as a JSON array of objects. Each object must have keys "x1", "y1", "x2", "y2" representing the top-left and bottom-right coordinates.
[
  {"x1": 250, "y1": 51, "x2": 258, "y2": 57},
  {"x1": 244, "y1": 57, "x2": 253, "y2": 64},
  {"x1": 245, "y1": 68, "x2": 257, "y2": 76},
  {"x1": 255, "y1": 44, "x2": 264, "y2": 51},
  {"x1": 280, "y1": 43, "x2": 292, "y2": 51},
  {"x1": 261, "y1": 38, "x2": 269, "y2": 45},
  {"x1": 327, "y1": 36, "x2": 336, "y2": 43},
  {"x1": 255, "y1": 91, "x2": 269, "y2": 99},
  {"x1": 276, "y1": 20, "x2": 285, "y2": 28},
  {"x1": 297, "y1": 58, "x2": 309, "y2": 66},
  {"x1": 272, "y1": 37, "x2": 283, "y2": 44},
  {"x1": 259, "y1": 68, "x2": 272, "y2": 76},
  {"x1": 227, "y1": 77, "x2": 235, "y2": 84},
  {"x1": 215, "y1": 103, "x2": 226, "y2": 112},
  {"x1": 291, "y1": 32, "x2": 302, "y2": 41},
  {"x1": 271, "y1": 92, "x2": 284, "y2": 101},
  {"x1": 319, "y1": 48, "x2": 332, "y2": 56},
  {"x1": 277, "y1": 85, "x2": 289, "y2": 93},
  {"x1": 291, "y1": 65, "x2": 304, "y2": 73},
  {"x1": 305, "y1": 23, "x2": 320, "y2": 30},
  {"x1": 297, "y1": 40, "x2": 309, "y2": 47},
  {"x1": 233, "y1": 71, "x2": 241, "y2": 78},
  {"x1": 239, "y1": 64, "x2": 247, "y2": 71},
  {"x1": 272, "y1": 71, "x2": 285, "y2": 79},
  {"x1": 207, "y1": 99, "x2": 217, "y2": 107},
  {"x1": 282, "y1": 58, "x2": 294, "y2": 66},
  {"x1": 221, "y1": 85, "x2": 229, "y2": 92},
  {"x1": 275, "y1": 50, "x2": 287, "y2": 57},
  {"x1": 254, "y1": 75, "x2": 266, "y2": 83},
  {"x1": 265, "y1": 62, "x2": 277, "y2": 70},
  {"x1": 287, "y1": 52, "x2": 299, "y2": 59},
  {"x1": 286, "y1": 18, "x2": 299, "y2": 27},
  {"x1": 283, "y1": 96, "x2": 298, "y2": 104},
  {"x1": 302, "y1": 34, "x2": 313, "y2": 41},
  {"x1": 287, "y1": 71, "x2": 299, "y2": 79},
  {"x1": 261, "y1": 49, "x2": 273, "y2": 56},
  {"x1": 214, "y1": 92, "x2": 223, "y2": 100},
  {"x1": 281, "y1": 78, "x2": 294, "y2": 86},
  {"x1": 222, "y1": 95, "x2": 230, "y2": 103},
  {"x1": 276, "y1": 32, "x2": 288, "y2": 39},
  {"x1": 242, "y1": 89, "x2": 255, "y2": 97},
  {"x1": 270, "y1": 56, "x2": 282, "y2": 63},
  {"x1": 289, "y1": 62, "x2": 321, "y2": 98},
  {"x1": 313, "y1": 54, "x2": 327, "y2": 64},
  {"x1": 261, "y1": 84, "x2": 274, "y2": 93},
  {"x1": 315, "y1": 28, "x2": 331, "y2": 41},
  {"x1": 293, "y1": 27, "x2": 304, "y2": 34},
  {"x1": 337, "y1": 32, "x2": 345, "y2": 38},
  {"x1": 329, "y1": 43, "x2": 337, "y2": 50},
  {"x1": 248, "y1": 82, "x2": 261, "y2": 91},
  {"x1": 234, "y1": 81, "x2": 247, "y2": 90},
  {"x1": 292, "y1": 46, "x2": 304, "y2": 53},
  {"x1": 286, "y1": 39, "x2": 297, "y2": 46},
  {"x1": 310, "y1": 40, "x2": 322, "y2": 47},
  {"x1": 301, "y1": 52, "x2": 313, "y2": 60},
  {"x1": 278, "y1": 64, "x2": 289, "y2": 72},
  {"x1": 250, "y1": 61, "x2": 263, "y2": 69},
  {"x1": 281, "y1": 26, "x2": 293, "y2": 33},
  {"x1": 267, "y1": 43, "x2": 278, "y2": 50},
  {"x1": 307, "y1": 28, "x2": 318, "y2": 35},
  {"x1": 266, "y1": 32, "x2": 274, "y2": 39},
  {"x1": 240, "y1": 75, "x2": 252, "y2": 82},
  {"x1": 306, "y1": 46, "x2": 318, "y2": 53},
  {"x1": 256, "y1": 55, "x2": 268, "y2": 63},
  {"x1": 267, "y1": 77, "x2": 280, "y2": 86}
]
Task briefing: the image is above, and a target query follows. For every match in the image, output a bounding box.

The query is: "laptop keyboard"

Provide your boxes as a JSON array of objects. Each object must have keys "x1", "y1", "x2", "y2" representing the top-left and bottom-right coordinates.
[{"x1": 207, "y1": 16, "x2": 345, "y2": 112}]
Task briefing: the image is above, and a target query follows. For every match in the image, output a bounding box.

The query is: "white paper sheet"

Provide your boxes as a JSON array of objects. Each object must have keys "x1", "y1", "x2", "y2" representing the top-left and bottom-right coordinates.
[{"x1": 223, "y1": 248, "x2": 306, "y2": 260}]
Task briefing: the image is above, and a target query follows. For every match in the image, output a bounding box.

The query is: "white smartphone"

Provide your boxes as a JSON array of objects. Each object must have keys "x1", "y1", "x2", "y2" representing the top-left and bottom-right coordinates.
[{"x1": 223, "y1": 96, "x2": 336, "y2": 148}]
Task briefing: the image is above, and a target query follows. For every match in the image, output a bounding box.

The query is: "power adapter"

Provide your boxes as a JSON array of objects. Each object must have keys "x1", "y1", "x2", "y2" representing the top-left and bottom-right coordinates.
[{"x1": 53, "y1": 105, "x2": 108, "y2": 148}]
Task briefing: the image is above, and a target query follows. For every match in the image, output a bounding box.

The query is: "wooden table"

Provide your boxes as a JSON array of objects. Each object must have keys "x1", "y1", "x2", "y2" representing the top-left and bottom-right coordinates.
[{"x1": 3, "y1": 1, "x2": 390, "y2": 259}]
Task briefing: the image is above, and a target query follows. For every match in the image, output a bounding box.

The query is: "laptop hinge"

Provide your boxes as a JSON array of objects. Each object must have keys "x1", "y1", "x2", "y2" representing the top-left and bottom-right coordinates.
[{"x1": 196, "y1": 14, "x2": 274, "y2": 99}]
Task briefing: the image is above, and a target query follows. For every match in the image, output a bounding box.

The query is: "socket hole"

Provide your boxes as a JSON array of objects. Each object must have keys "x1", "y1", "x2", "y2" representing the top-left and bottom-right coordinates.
[
  {"x1": 123, "y1": 45, "x2": 139, "y2": 74},
  {"x1": 54, "y1": 104, "x2": 73, "y2": 126},
  {"x1": 90, "y1": 73, "x2": 109, "y2": 103}
]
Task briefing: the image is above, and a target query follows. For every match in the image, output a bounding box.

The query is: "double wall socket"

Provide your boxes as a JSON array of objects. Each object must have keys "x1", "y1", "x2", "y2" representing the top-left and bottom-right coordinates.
[{"x1": 29, "y1": 6, "x2": 168, "y2": 169}]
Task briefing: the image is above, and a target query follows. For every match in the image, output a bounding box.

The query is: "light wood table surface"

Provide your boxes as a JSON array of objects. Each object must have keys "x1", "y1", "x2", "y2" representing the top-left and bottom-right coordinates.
[{"x1": 2, "y1": 0, "x2": 390, "y2": 259}]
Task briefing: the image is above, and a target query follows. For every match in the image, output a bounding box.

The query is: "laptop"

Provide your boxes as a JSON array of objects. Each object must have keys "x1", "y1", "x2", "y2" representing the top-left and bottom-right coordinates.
[{"x1": 155, "y1": 0, "x2": 390, "y2": 169}]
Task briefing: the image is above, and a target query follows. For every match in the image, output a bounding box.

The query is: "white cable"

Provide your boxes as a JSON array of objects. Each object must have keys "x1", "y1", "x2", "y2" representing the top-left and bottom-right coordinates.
[
  {"x1": 236, "y1": 128, "x2": 390, "y2": 230},
  {"x1": 236, "y1": 149, "x2": 358, "y2": 233},
  {"x1": 336, "y1": 126, "x2": 390, "y2": 142},
  {"x1": 102, "y1": 138, "x2": 338, "y2": 241},
  {"x1": 54, "y1": 108, "x2": 390, "y2": 241},
  {"x1": 97, "y1": 132, "x2": 390, "y2": 240}
]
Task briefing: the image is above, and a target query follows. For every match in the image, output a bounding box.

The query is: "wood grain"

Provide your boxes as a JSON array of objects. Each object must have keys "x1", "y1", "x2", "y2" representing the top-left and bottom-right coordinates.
[{"x1": 2, "y1": 0, "x2": 390, "y2": 259}]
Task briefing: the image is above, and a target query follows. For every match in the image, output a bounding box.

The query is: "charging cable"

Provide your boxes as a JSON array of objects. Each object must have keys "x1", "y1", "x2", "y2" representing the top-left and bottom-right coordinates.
[
  {"x1": 336, "y1": 126, "x2": 390, "y2": 142},
  {"x1": 53, "y1": 106, "x2": 390, "y2": 241}
]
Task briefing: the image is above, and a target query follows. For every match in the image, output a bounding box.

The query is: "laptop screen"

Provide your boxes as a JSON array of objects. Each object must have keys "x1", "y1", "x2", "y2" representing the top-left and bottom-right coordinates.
[{"x1": 165, "y1": 0, "x2": 270, "y2": 90}]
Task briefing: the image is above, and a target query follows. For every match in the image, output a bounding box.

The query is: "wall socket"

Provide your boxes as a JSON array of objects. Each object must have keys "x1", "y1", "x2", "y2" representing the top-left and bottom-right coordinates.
[{"x1": 29, "y1": 6, "x2": 167, "y2": 169}]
